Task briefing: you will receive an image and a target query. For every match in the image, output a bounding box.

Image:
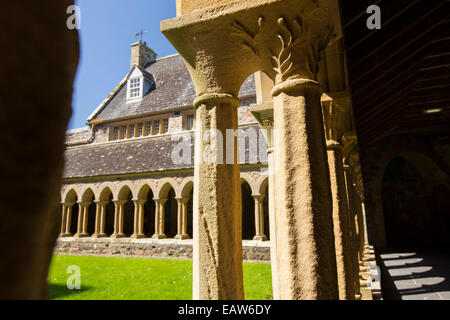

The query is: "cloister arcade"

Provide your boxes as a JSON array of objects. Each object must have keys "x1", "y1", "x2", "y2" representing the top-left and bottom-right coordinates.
[{"x1": 60, "y1": 174, "x2": 269, "y2": 242}]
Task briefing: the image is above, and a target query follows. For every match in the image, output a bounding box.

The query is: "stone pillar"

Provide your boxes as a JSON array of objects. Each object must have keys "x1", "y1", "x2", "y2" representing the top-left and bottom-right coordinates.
[
  {"x1": 59, "y1": 204, "x2": 67, "y2": 237},
  {"x1": 252, "y1": 195, "x2": 267, "y2": 241},
  {"x1": 327, "y1": 140, "x2": 355, "y2": 299},
  {"x1": 131, "y1": 200, "x2": 146, "y2": 238},
  {"x1": 111, "y1": 200, "x2": 126, "y2": 238},
  {"x1": 175, "y1": 198, "x2": 190, "y2": 239},
  {"x1": 161, "y1": 0, "x2": 340, "y2": 301},
  {"x1": 264, "y1": 120, "x2": 279, "y2": 300},
  {"x1": 64, "y1": 202, "x2": 74, "y2": 236},
  {"x1": 192, "y1": 93, "x2": 244, "y2": 300},
  {"x1": 343, "y1": 166, "x2": 362, "y2": 300},
  {"x1": 74, "y1": 202, "x2": 89, "y2": 238},
  {"x1": 271, "y1": 79, "x2": 338, "y2": 300},
  {"x1": 152, "y1": 198, "x2": 167, "y2": 239},
  {"x1": 92, "y1": 201, "x2": 108, "y2": 238}
]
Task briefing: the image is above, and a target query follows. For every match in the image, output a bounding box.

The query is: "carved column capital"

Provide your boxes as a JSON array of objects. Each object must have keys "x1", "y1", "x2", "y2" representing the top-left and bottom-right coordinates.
[{"x1": 321, "y1": 93, "x2": 352, "y2": 143}]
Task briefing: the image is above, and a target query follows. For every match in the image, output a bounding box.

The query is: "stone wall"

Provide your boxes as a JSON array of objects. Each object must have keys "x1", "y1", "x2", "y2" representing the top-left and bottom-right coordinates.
[{"x1": 55, "y1": 238, "x2": 271, "y2": 261}]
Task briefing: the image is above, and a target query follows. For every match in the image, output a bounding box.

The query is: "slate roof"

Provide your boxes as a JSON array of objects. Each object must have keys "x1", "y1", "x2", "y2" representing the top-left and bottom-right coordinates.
[
  {"x1": 92, "y1": 54, "x2": 256, "y2": 121},
  {"x1": 64, "y1": 134, "x2": 195, "y2": 178},
  {"x1": 63, "y1": 125, "x2": 267, "y2": 179}
]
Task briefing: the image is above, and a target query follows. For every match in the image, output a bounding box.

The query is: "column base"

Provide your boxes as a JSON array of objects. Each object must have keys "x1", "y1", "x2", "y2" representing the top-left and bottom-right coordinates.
[
  {"x1": 74, "y1": 233, "x2": 89, "y2": 238},
  {"x1": 60, "y1": 233, "x2": 73, "y2": 238},
  {"x1": 131, "y1": 234, "x2": 146, "y2": 239},
  {"x1": 355, "y1": 293, "x2": 362, "y2": 300},
  {"x1": 111, "y1": 233, "x2": 126, "y2": 239},
  {"x1": 253, "y1": 235, "x2": 267, "y2": 241},
  {"x1": 152, "y1": 234, "x2": 167, "y2": 239},
  {"x1": 175, "y1": 234, "x2": 190, "y2": 240},
  {"x1": 92, "y1": 233, "x2": 108, "y2": 238}
]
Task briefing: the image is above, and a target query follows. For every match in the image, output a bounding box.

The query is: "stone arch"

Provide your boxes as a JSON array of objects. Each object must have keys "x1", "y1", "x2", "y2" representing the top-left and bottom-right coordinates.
[
  {"x1": 64, "y1": 188, "x2": 78, "y2": 203},
  {"x1": 137, "y1": 184, "x2": 152, "y2": 200},
  {"x1": 117, "y1": 185, "x2": 134, "y2": 237},
  {"x1": 156, "y1": 180, "x2": 177, "y2": 238},
  {"x1": 257, "y1": 176, "x2": 269, "y2": 195},
  {"x1": 363, "y1": 136, "x2": 450, "y2": 249},
  {"x1": 180, "y1": 179, "x2": 194, "y2": 198},
  {"x1": 157, "y1": 180, "x2": 176, "y2": 200},
  {"x1": 97, "y1": 182, "x2": 116, "y2": 200},
  {"x1": 180, "y1": 179, "x2": 194, "y2": 237},
  {"x1": 98, "y1": 186, "x2": 114, "y2": 236},
  {"x1": 81, "y1": 187, "x2": 95, "y2": 202},
  {"x1": 137, "y1": 183, "x2": 156, "y2": 237},
  {"x1": 258, "y1": 176, "x2": 270, "y2": 240}
]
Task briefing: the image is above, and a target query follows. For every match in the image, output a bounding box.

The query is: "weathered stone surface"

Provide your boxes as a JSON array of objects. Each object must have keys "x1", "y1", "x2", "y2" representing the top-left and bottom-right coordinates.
[{"x1": 54, "y1": 238, "x2": 270, "y2": 261}]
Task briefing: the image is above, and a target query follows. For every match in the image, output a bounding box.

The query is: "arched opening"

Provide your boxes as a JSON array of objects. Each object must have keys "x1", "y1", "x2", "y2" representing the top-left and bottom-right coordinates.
[
  {"x1": 164, "y1": 188, "x2": 178, "y2": 238},
  {"x1": 143, "y1": 188, "x2": 155, "y2": 237},
  {"x1": 82, "y1": 188, "x2": 96, "y2": 236},
  {"x1": 382, "y1": 156, "x2": 450, "y2": 251},
  {"x1": 187, "y1": 189, "x2": 193, "y2": 237},
  {"x1": 118, "y1": 186, "x2": 134, "y2": 237},
  {"x1": 261, "y1": 180, "x2": 270, "y2": 240},
  {"x1": 99, "y1": 187, "x2": 114, "y2": 236},
  {"x1": 241, "y1": 181, "x2": 255, "y2": 240},
  {"x1": 181, "y1": 181, "x2": 194, "y2": 238},
  {"x1": 65, "y1": 189, "x2": 78, "y2": 236}
]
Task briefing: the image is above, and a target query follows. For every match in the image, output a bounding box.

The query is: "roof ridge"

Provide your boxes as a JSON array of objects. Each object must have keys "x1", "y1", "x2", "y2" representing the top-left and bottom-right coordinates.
[{"x1": 156, "y1": 53, "x2": 179, "y2": 61}]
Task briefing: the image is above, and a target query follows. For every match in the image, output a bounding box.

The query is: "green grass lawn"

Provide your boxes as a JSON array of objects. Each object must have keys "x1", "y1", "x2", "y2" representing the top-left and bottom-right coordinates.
[{"x1": 48, "y1": 255, "x2": 272, "y2": 300}]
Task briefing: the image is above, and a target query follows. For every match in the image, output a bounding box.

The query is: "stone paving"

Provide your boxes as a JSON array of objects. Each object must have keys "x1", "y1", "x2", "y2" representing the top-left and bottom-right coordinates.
[{"x1": 379, "y1": 252, "x2": 450, "y2": 300}]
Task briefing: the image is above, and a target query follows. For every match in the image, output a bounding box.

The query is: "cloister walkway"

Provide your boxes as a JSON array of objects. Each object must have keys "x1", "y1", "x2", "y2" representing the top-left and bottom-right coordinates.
[{"x1": 379, "y1": 252, "x2": 450, "y2": 300}]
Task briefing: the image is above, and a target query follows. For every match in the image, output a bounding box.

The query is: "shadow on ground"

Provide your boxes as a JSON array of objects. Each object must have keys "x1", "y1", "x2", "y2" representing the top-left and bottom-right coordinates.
[
  {"x1": 378, "y1": 252, "x2": 450, "y2": 300},
  {"x1": 49, "y1": 284, "x2": 92, "y2": 300}
]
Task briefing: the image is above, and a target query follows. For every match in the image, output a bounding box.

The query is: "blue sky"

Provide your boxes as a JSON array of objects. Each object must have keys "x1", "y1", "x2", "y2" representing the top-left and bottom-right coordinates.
[{"x1": 70, "y1": 0, "x2": 177, "y2": 129}]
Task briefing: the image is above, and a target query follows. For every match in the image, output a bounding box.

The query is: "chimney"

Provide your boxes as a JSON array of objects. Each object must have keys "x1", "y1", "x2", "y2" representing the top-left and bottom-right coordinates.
[{"x1": 130, "y1": 41, "x2": 157, "y2": 69}]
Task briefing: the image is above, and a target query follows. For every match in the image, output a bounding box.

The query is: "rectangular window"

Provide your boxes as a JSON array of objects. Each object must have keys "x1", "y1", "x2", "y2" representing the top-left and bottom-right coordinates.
[
  {"x1": 138, "y1": 123, "x2": 143, "y2": 137},
  {"x1": 129, "y1": 78, "x2": 141, "y2": 98},
  {"x1": 146, "y1": 122, "x2": 152, "y2": 136},
  {"x1": 121, "y1": 126, "x2": 127, "y2": 140},
  {"x1": 186, "y1": 114, "x2": 194, "y2": 130},
  {"x1": 162, "y1": 119, "x2": 169, "y2": 134},
  {"x1": 129, "y1": 124, "x2": 135, "y2": 138},
  {"x1": 154, "y1": 120, "x2": 160, "y2": 135},
  {"x1": 113, "y1": 127, "x2": 119, "y2": 140}
]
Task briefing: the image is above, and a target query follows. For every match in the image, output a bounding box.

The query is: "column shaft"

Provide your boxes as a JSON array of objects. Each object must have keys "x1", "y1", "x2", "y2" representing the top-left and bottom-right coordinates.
[
  {"x1": 65, "y1": 204, "x2": 73, "y2": 236},
  {"x1": 60, "y1": 205, "x2": 67, "y2": 235},
  {"x1": 344, "y1": 168, "x2": 361, "y2": 299},
  {"x1": 327, "y1": 144, "x2": 355, "y2": 299},
  {"x1": 192, "y1": 93, "x2": 244, "y2": 300},
  {"x1": 271, "y1": 80, "x2": 338, "y2": 299}
]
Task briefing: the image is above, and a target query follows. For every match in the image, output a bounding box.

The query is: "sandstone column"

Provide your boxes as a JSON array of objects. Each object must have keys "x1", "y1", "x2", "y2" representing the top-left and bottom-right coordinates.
[
  {"x1": 111, "y1": 200, "x2": 126, "y2": 238},
  {"x1": 74, "y1": 202, "x2": 89, "y2": 238},
  {"x1": 161, "y1": 0, "x2": 340, "y2": 301},
  {"x1": 131, "y1": 200, "x2": 146, "y2": 238},
  {"x1": 327, "y1": 140, "x2": 355, "y2": 299},
  {"x1": 92, "y1": 201, "x2": 107, "y2": 238},
  {"x1": 271, "y1": 79, "x2": 338, "y2": 299},
  {"x1": 343, "y1": 165, "x2": 362, "y2": 299},
  {"x1": 192, "y1": 93, "x2": 244, "y2": 300},
  {"x1": 263, "y1": 120, "x2": 279, "y2": 300},
  {"x1": 175, "y1": 198, "x2": 189, "y2": 239},
  {"x1": 64, "y1": 202, "x2": 74, "y2": 236},
  {"x1": 152, "y1": 198, "x2": 167, "y2": 239},
  {"x1": 252, "y1": 195, "x2": 267, "y2": 241},
  {"x1": 59, "y1": 204, "x2": 67, "y2": 237}
]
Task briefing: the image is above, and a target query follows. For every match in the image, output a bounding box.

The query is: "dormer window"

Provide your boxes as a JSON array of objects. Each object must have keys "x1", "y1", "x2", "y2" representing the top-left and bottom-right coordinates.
[
  {"x1": 126, "y1": 65, "x2": 154, "y2": 102},
  {"x1": 129, "y1": 78, "x2": 141, "y2": 98}
]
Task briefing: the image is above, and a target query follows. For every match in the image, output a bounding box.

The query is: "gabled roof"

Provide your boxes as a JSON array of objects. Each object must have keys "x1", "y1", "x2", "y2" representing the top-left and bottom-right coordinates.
[{"x1": 88, "y1": 54, "x2": 256, "y2": 122}]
